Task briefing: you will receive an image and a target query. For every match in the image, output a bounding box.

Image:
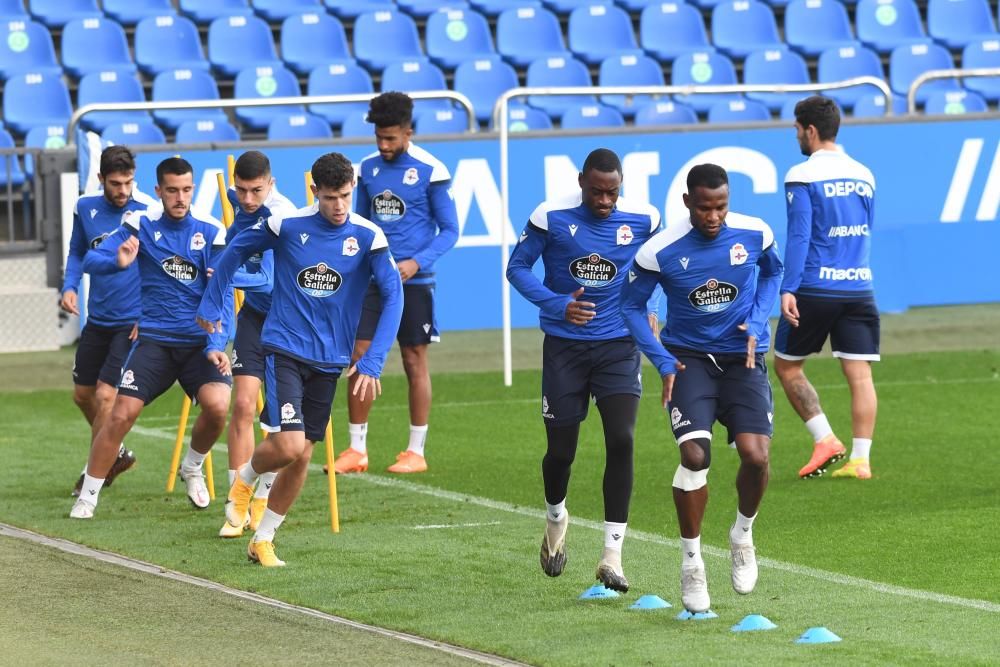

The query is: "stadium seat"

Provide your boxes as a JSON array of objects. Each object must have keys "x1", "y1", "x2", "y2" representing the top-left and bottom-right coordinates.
[
  {"x1": 525, "y1": 55, "x2": 594, "y2": 119},
  {"x1": 497, "y1": 6, "x2": 569, "y2": 67},
  {"x1": 398, "y1": 0, "x2": 472, "y2": 18},
  {"x1": 560, "y1": 103, "x2": 626, "y2": 129},
  {"x1": 743, "y1": 48, "x2": 811, "y2": 111},
  {"x1": 252, "y1": 0, "x2": 321, "y2": 22},
  {"x1": 851, "y1": 91, "x2": 909, "y2": 116},
  {"x1": 135, "y1": 15, "x2": 210, "y2": 76},
  {"x1": 0, "y1": 129, "x2": 26, "y2": 188},
  {"x1": 504, "y1": 104, "x2": 553, "y2": 131},
  {"x1": 380, "y1": 59, "x2": 451, "y2": 114},
  {"x1": 102, "y1": 0, "x2": 176, "y2": 26},
  {"x1": 927, "y1": 0, "x2": 998, "y2": 50},
  {"x1": 544, "y1": 0, "x2": 596, "y2": 11},
  {"x1": 208, "y1": 15, "x2": 281, "y2": 78},
  {"x1": 2, "y1": 71, "x2": 72, "y2": 135},
  {"x1": 307, "y1": 61, "x2": 374, "y2": 127},
  {"x1": 598, "y1": 53, "x2": 666, "y2": 118},
  {"x1": 779, "y1": 96, "x2": 805, "y2": 120},
  {"x1": 707, "y1": 98, "x2": 772, "y2": 122},
  {"x1": 353, "y1": 10, "x2": 423, "y2": 71},
  {"x1": 62, "y1": 17, "x2": 136, "y2": 79},
  {"x1": 0, "y1": 1, "x2": 28, "y2": 19},
  {"x1": 618, "y1": 0, "x2": 663, "y2": 9},
  {"x1": 711, "y1": 1, "x2": 783, "y2": 59},
  {"x1": 414, "y1": 108, "x2": 471, "y2": 134},
  {"x1": 280, "y1": 13, "x2": 350, "y2": 76},
  {"x1": 634, "y1": 100, "x2": 699, "y2": 125},
  {"x1": 923, "y1": 88, "x2": 989, "y2": 114},
  {"x1": 568, "y1": 3, "x2": 639, "y2": 66},
  {"x1": 266, "y1": 113, "x2": 333, "y2": 140},
  {"x1": 339, "y1": 111, "x2": 375, "y2": 138},
  {"x1": 77, "y1": 71, "x2": 150, "y2": 132},
  {"x1": 962, "y1": 38, "x2": 1000, "y2": 102},
  {"x1": 690, "y1": 0, "x2": 728, "y2": 7},
  {"x1": 889, "y1": 41, "x2": 961, "y2": 105},
  {"x1": 671, "y1": 50, "x2": 741, "y2": 113},
  {"x1": 179, "y1": 0, "x2": 252, "y2": 24},
  {"x1": 151, "y1": 69, "x2": 229, "y2": 131},
  {"x1": 0, "y1": 19, "x2": 59, "y2": 79},
  {"x1": 233, "y1": 65, "x2": 304, "y2": 131},
  {"x1": 426, "y1": 8, "x2": 495, "y2": 70},
  {"x1": 27, "y1": 0, "x2": 99, "y2": 27},
  {"x1": 175, "y1": 119, "x2": 241, "y2": 142},
  {"x1": 639, "y1": 2, "x2": 711, "y2": 62},
  {"x1": 784, "y1": 0, "x2": 855, "y2": 57},
  {"x1": 817, "y1": 43, "x2": 885, "y2": 109},
  {"x1": 470, "y1": 0, "x2": 542, "y2": 17},
  {"x1": 453, "y1": 55, "x2": 519, "y2": 124},
  {"x1": 23, "y1": 124, "x2": 64, "y2": 178},
  {"x1": 102, "y1": 120, "x2": 167, "y2": 145},
  {"x1": 855, "y1": 0, "x2": 927, "y2": 54},
  {"x1": 324, "y1": 0, "x2": 395, "y2": 19}
]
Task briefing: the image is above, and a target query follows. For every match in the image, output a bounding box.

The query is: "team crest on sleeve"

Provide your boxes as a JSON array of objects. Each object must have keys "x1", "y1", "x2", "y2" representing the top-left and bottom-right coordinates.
[
  {"x1": 616, "y1": 224, "x2": 633, "y2": 245},
  {"x1": 403, "y1": 167, "x2": 419, "y2": 185},
  {"x1": 89, "y1": 232, "x2": 110, "y2": 249},
  {"x1": 342, "y1": 236, "x2": 359, "y2": 256},
  {"x1": 190, "y1": 232, "x2": 206, "y2": 251},
  {"x1": 729, "y1": 243, "x2": 748, "y2": 265},
  {"x1": 688, "y1": 278, "x2": 738, "y2": 313},
  {"x1": 569, "y1": 253, "x2": 617, "y2": 287},
  {"x1": 373, "y1": 190, "x2": 405, "y2": 223},
  {"x1": 122, "y1": 210, "x2": 139, "y2": 225},
  {"x1": 297, "y1": 261, "x2": 342, "y2": 297}
]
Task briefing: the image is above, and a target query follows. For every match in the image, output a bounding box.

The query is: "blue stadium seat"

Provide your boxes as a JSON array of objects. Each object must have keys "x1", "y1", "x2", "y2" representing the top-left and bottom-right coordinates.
[
  {"x1": 634, "y1": 100, "x2": 699, "y2": 125},
  {"x1": 339, "y1": 111, "x2": 375, "y2": 138},
  {"x1": 526, "y1": 55, "x2": 594, "y2": 119},
  {"x1": 639, "y1": 2, "x2": 710, "y2": 62},
  {"x1": 399, "y1": 1, "x2": 471, "y2": 19},
  {"x1": 711, "y1": 1, "x2": 783, "y2": 59},
  {"x1": 505, "y1": 104, "x2": 553, "y2": 131},
  {"x1": 560, "y1": 103, "x2": 626, "y2": 129},
  {"x1": 923, "y1": 88, "x2": 989, "y2": 114},
  {"x1": 817, "y1": 43, "x2": 885, "y2": 109},
  {"x1": 325, "y1": 0, "x2": 394, "y2": 19},
  {"x1": 851, "y1": 91, "x2": 908, "y2": 116},
  {"x1": 426, "y1": 8, "x2": 495, "y2": 70},
  {"x1": 102, "y1": 120, "x2": 167, "y2": 145},
  {"x1": 779, "y1": 96, "x2": 805, "y2": 120},
  {"x1": 470, "y1": 0, "x2": 542, "y2": 17},
  {"x1": 889, "y1": 41, "x2": 961, "y2": 105},
  {"x1": 27, "y1": 0, "x2": 98, "y2": 27},
  {"x1": 743, "y1": 47, "x2": 811, "y2": 111},
  {"x1": 927, "y1": 0, "x2": 998, "y2": 50},
  {"x1": 598, "y1": 53, "x2": 666, "y2": 118},
  {"x1": 77, "y1": 71, "x2": 150, "y2": 132},
  {"x1": 151, "y1": 69, "x2": 229, "y2": 131},
  {"x1": 568, "y1": 3, "x2": 639, "y2": 66},
  {"x1": 414, "y1": 108, "x2": 471, "y2": 134},
  {"x1": 784, "y1": 0, "x2": 855, "y2": 57},
  {"x1": 671, "y1": 50, "x2": 741, "y2": 112},
  {"x1": 280, "y1": 13, "x2": 350, "y2": 76},
  {"x1": 0, "y1": 1, "x2": 28, "y2": 19},
  {"x1": 690, "y1": 0, "x2": 728, "y2": 7},
  {"x1": 453, "y1": 55, "x2": 519, "y2": 124},
  {"x1": 252, "y1": 0, "x2": 321, "y2": 22},
  {"x1": 267, "y1": 113, "x2": 333, "y2": 140},
  {"x1": 353, "y1": 10, "x2": 423, "y2": 71},
  {"x1": 307, "y1": 61, "x2": 374, "y2": 127},
  {"x1": 208, "y1": 15, "x2": 281, "y2": 78},
  {"x1": 23, "y1": 124, "x2": 64, "y2": 178},
  {"x1": 617, "y1": 0, "x2": 663, "y2": 9},
  {"x1": 856, "y1": 0, "x2": 927, "y2": 54},
  {"x1": 62, "y1": 17, "x2": 136, "y2": 79},
  {"x1": 0, "y1": 129, "x2": 26, "y2": 188},
  {"x1": 135, "y1": 15, "x2": 210, "y2": 76},
  {"x1": 0, "y1": 19, "x2": 59, "y2": 79},
  {"x1": 380, "y1": 59, "x2": 451, "y2": 114},
  {"x1": 544, "y1": 0, "x2": 597, "y2": 11},
  {"x1": 962, "y1": 38, "x2": 1000, "y2": 102},
  {"x1": 707, "y1": 98, "x2": 772, "y2": 122},
  {"x1": 2, "y1": 71, "x2": 72, "y2": 135},
  {"x1": 175, "y1": 119, "x2": 241, "y2": 142},
  {"x1": 233, "y1": 65, "x2": 304, "y2": 131},
  {"x1": 179, "y1": 0, "x2": 252, "y2": 24},
  {"x1": 497, "y1": 6, "x2": 568, "y2": 67},
  {"x1": 102, "y1": 0, "x2": 176, "y2": 26}
]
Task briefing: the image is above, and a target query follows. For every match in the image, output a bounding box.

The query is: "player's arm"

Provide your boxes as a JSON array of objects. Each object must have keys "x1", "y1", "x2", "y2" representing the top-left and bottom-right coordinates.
[
  {"x1": 621, "y1": 257, "x2": 679, "y2": 378},
  {"x1": 746, "y1": 236, "x2": 784, "y2": 342},
  {"x1": 231, "y1": 247, "x2": 273, "y2": 292},
  {"x1": 410, "y1": 180, "x2": 459, "y2": 271},
  {"x1": 780, "y1": 182, "x2": 811, "y2": 294},
  {"x1": 351, "y1": 236, "x2": 404, "y2": 400},
  {"x1": 506, "y1": 219, "x2": 576, "y2": 318},
  {"x1": 354, "y1": 174, "x2": 371, "y2": 218},
  {"x1": 82, "y1": 219, "x2": 137, "y2": 275},
  {"x1": 59, "y1": 210, "x2": 88, "y2": 314}
]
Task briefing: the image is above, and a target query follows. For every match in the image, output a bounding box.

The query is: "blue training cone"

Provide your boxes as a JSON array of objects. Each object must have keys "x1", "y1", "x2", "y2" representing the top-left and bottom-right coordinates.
[
  {"x1": 676, "y1": 609, "x2": 718, "y2": 621},
  {"x1": 732, "y1": 614, "x2": 778, "y2": 632},
  {"x1": 630, "y1": 594, "x2": 672, "y2": 610},
  {"x1": 796, "y1": 627, "x2": 842, "y2": 644},
  {"x1": 579, "y1": 584, "x2": 620, "y2": 599}
]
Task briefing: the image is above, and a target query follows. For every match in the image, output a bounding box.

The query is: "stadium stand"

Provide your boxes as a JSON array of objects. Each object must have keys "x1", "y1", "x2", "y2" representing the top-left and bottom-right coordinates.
[
  {"x1": 889, "y1": 40, "x2": 963, "y2": 104},
  {"x1": 307, "y1": 61, "x2": 374, "y2": 127},
  {"x1": 923, "y1": 87, "x2": 990, "y2": 112},
  {"x1": 471, "y1": 0, "x2": 543, "y2": 17},
  {"x1": 252, "y1": 0, "x2": 323, "y2": 22},
  {"x1": 505, "y1": 104, "x2": 554, "y2": 130},
  {"x1": 266, "y1": 113, "x2": 333, "y2": 140},
  {"x1": 380, "y1": 59, "x2": 452, "y2": 113},
  {"x1": 352, "y1": 9, "x2": 423, "y2": 71},
  {"x1": 102, "y1": 0, "x2": 176, "y2": 25},
  {"x1": 639, "y1": 2, "x2": 711, "y2": 62},
  {"x1": 525, "y1": 55, "x2": 595, "y2": 119},
  {"x1": 0, "y1": 0, "x2": 28, "y2": 19},
  {"x1": 23, "y1": 124, "x2": 64, "y2": 178},
  {"x1": 27, "y1": 0, "x2": 99, "y2": 27},
  {"x1": 175, "y1": 119, "x2": 242, "y2": 142},
  {"x1": 671, "y1": 50, "x2": 742, "y2": 112},
  {"x1": 426, "y1": 8, "x2": 496, "y2": 70},
  {"x1": 0, "y1": 129, "x2": 26, "y2": 188},
  {"x1": 325, "y1": 0, "x2": 395, "y2": 19},
  {"x1": 567, "y1": 3, "x2": 640, "y2": 66},
  {"x1": 927, "y1": 0, "x2": 998, "y2": 49},
  {"x1": 77, "y1": 71, "x2": 150, "y2": 132},
  {"x1": 280, "y1": 12, "x2": 350, "y2": 76},
  {"x1": 399, "y1": 0, "x2": 472, "y2": 18},
  {"x1": 232, "y1": 65, "x2": 304, "y2": 131},
  {"x1": 962, "y1": 38, "x2": 1000, "y2": 101},
  {"x1": 339, "y1": 111, "x2": 375, "y2": 137},
  {"x1": 0, "y1": 19, "x2": 59, "y2": 79},
  {"x1": 855, "y1": 0, "x2": 928, "y2": 54},
  {"x1": 598, "y1": 53, "x2": 667, "y2": 118},
  {"x1": 101, "y1": 120, "x2": 167, "y2": 144},
  {"x1": 784, "y1": 0, "x2": 856, "y2": 56},
  {"x1": 707, "y1": 98, "x2": 773, "y2": 122},
  {"x1": 497, "y1": 5, "x2": 568, "y2": 67},
  {"x1": 634, "y1": 100, "x2": 700, "y2": 125},
  {"x1": 559, "y1": 103, "x2": 626, "y2": 129},
  {"x1": 851, "y1": 91, "x2": 909, "y2": 116},
  {"x1": 414, "y1": 108, "x2": 472, "y2": 134},
  {"x1": 817, "y1": 43, "x2": 886, "y2": 109},
  {"x1": 711, "y1": 0, "x2": 783, "y2": 59},
  {"x1": 3, "y1": 71, "x2": 72, "y2": 136},
  {"x1": 135, "y1": 15, "x2": 210, "y2": 75},
  {"x1": 744, "y1": 47, "x2": 812, "y2": 111},
  {"x1": 453, "y1": 55, "x2": 520, "y2": 124},
  {"x1": 61, "y1": 17, "x2": 136, "y2": 79},
  {"x1": 151, "y1": 69, "x2": 229, "y2": 131},
  {"x1": 179, "y1": 0, "x2": 253, "y2": 24},
  {"x1": 208, "y1": 14, "x2": 281, "y2": 77}
]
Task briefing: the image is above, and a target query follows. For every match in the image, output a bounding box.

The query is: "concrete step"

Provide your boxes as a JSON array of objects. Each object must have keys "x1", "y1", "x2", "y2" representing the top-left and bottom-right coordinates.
[
  {"x1": 0, "y1": 253, "x2": 48, "y2": 289},
  {"x1": 0, "y1": 287, "x2": 61, "y2": 353}
]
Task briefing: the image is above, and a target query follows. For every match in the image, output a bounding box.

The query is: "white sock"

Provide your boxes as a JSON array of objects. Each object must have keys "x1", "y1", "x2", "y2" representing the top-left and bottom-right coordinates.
[
  {"x1": 545, "y1": 499, "x2": 566, "y2": 522},
  {"x1": 254, "y1": 471, "x2": 277, "y2": 499},
  {"x1": 348, "y1": 422, "x2": 368, "y2": 453},
  {"x1": 730, "y1": 510, "x2": 756, "y2": 544},
  {"x1": 118, "y1": 443, "x2": 126, "y2": 457},
  {"x1": 805, "y1": 414, "x2": 834, "y2": 443},
  {"x1": 238, "y1": 462, "x2": 260, "y2": 486},
  {"x1": 80, "y1": 473, "x2": 105, "y2": 505},
  {"x1": 228, "y1": 469, "x2": 237, "y2": 488},
  {"x1": 851, "y1": 438, "x2": 872, "y2": 460},
  {"x1": 182, "y1": 447, "x2": 206, "y2": 472},
  {"x1": 681, "y1": 535, "x2": 703, "y2": 568},
  {"x1": 604, "y1": 521, "x2": 627, "y2": 551},
  {"x1": 407, "y1": 424, "x2": 428, "y2": 456},
  {"x1": 253, "y1": 508, "x2": 285, "y2": 543}
]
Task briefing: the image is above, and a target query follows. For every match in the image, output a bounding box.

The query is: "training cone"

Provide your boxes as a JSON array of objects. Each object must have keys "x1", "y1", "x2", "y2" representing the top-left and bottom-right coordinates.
[
  {"x1": 732, "y1": 614, "x2": 778, "y2": 632},
  {"x1": 676, "y1": 609, "x2": 718, "y2": 621},
  {"x1": 630, "y1": 595, "x2": 672, "y2": 610},
  {"x1": 796, "y1": 627, "x2": 842, "y2": 644},
  {"x1": 579, "y1": 584, "x2": 620, "y2": 599}
]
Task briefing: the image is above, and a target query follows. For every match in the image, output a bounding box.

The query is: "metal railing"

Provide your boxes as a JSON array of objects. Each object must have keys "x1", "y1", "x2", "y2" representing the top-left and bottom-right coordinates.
[{"x1": 907, "y1": 67, "x2": 1000, "y2": 113}]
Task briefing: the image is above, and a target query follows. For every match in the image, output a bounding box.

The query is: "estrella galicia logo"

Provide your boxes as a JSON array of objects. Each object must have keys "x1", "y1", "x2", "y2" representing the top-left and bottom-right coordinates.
[
  {"x1": 89, "y1": 233, "x2": 110, "y2": 249},
  {"x1": 161, "y1": 255, "x2": 198, "y2": 285},
  {"x1": 569, "y1": 253, "x2": 617, "y2": 288},
  {"x1": 372, "y1": 189, "x2": 405, "y2": 223},
  {"x1": 688, "y1": 278, "x2": 738, "y2": 313},
  {"x1": 297, "y1": 262, "x2": 342, "y2": 297}
]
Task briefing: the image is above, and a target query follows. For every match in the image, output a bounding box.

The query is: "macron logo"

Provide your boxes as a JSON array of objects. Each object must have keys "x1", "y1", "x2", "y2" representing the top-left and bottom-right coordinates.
[
  {"x1": 154, "y1": 231, "x2": 162, "y2": 242},
  {"x1": 819, "y1": 266, "x2": 872, "y2": 281},
  {"x1": 680, "y1": 257, "x2": 689, "y2": 269},
  {"x1": 300, "y1": 233, "x2": 309, "y2": 244},
  {"x1": 786, "y1": 192, "x2": 794, "y2": 204},
  {"x1": 569, "y1": 224, "x2": 578, "y2": 237},
  {"x1": 628, "y1": 270, "x2": 637, "y2": 283}
]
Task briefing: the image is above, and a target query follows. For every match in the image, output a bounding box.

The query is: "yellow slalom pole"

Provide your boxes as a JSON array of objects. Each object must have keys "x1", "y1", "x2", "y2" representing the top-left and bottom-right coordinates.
[
  {"x1": 227, "y1": 154, "x2": 236, "y2": 189},
  {"x1": 166, "y1": 396, "x2": 191, "y2": 492},
  {"x1": 304, "y1": 170, "x2": 314, "y2": 205}
]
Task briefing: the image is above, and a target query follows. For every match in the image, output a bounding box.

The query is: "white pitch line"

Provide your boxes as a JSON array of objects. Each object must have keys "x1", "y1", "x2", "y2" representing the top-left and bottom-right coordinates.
[{"x1": 413, "y1": 521, "x2": 501, "y2": 530}]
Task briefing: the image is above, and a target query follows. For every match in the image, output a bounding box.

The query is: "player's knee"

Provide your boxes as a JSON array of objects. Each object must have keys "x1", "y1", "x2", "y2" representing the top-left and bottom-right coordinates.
[
  {"x1": 678, "y1": 438, "x2": 711, "y2": 471},
  {"x1": 604, "y1": 426, "x2": 634, "y2": 460},
  {"x1": 232, "y1": 393, "x2": 257, "y2": 422},
  {"x1": 740, "y1": 442, "x2": 770, "y2": 471},
  {"x1": 672, "y1": 464, "x2": 708, "y2": 492},
  {"x1": 773, "y1": 358, "x2": 801, "y2": 383},
  {"x1": 400, "y1": 348, "x2": 428, "y2": 378},
  {"x1": 199, "y1": 396, "x2": 230, "y2": 425},
  {"x1": 94, "y1": 383, "x2": 116, "y2": 409},
  {"x1": 72, "y1": 386, "x2": 94, "y2": 409}
]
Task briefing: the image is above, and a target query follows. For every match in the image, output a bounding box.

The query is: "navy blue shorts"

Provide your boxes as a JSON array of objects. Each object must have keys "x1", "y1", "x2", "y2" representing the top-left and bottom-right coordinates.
[
  {"x1": 73, "y1": 322, "x2": 133, "y2": 387},
  {"x1": 774, "y1": 295, "x2": 880, "y2": 362},
  {"x1": 261, "y1": 352, "x2": 341, "y2": 443},
  {"x1": 117, "y1": 339, "x2": 232, "y2": 405},
  {"x1": 357, "y1": 283, "x2": 438, "y2": 347},
  {"x1": 541, "y1": 335, "x2": 642, "y2": 426},
  {"x1": 231, "y1": 305, "x2": 266, "y2": 380},
  {"x1": 667, "y1": 348, "x2": 773, "y2": 445}
]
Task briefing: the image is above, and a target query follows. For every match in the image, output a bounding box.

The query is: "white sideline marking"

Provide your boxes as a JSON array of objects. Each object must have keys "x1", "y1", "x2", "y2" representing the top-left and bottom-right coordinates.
[
  {"x1": 0, "y1": 523, "x2": 525, "y2": 667},
  {"x1": 413, "y1": 521, "x2": 501, "y2": 530}
]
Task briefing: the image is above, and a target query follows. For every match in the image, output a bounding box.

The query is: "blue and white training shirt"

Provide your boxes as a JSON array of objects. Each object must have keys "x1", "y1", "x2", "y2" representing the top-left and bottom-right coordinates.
[
  {"x1": 782, "y1": 148, "x2": 876, "y2": 299},
  {"x1": 355, "y1": 143, "x2": 459, "y2": 285},
  {"x1": 507, "y1": 193, "x2": 661, "y2": 341},
  {"x1": 621, "y1": 213, "x2": 784, "y2": 377}
]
